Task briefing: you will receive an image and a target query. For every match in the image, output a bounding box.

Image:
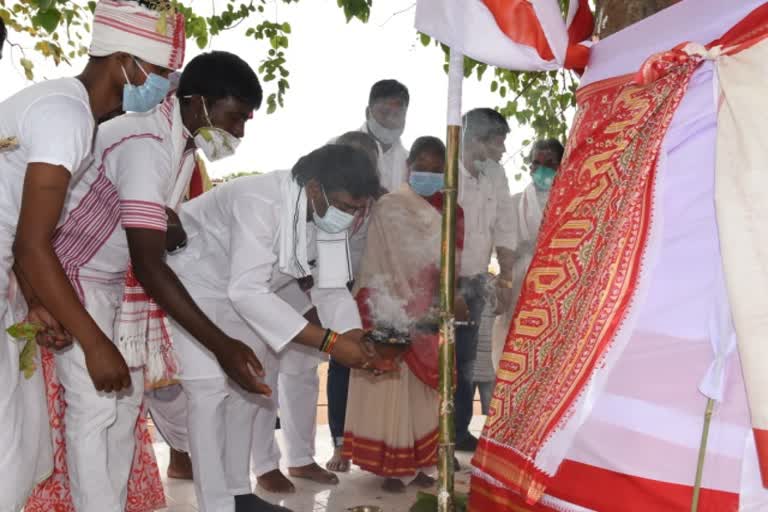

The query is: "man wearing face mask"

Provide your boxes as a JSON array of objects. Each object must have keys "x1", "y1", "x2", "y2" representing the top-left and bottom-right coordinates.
[
  {"x1": 1, "y1": 2, "x2": 184, "y2": 511},
  {"x1": 23, "y1": 51, "x2": 268, "y2": 512},
  {"x1": 361, "y1": 79, "x2": 410, "y2": 193},
  {"x1": 453, "y1": 108, "x2": 518, "y2": 452},
  {"x1": 165, "y1": 144, "x2": 396, "y2": 512},
  {"x1": 491, "y1": 138, "x2": 563, "y2": 370}
]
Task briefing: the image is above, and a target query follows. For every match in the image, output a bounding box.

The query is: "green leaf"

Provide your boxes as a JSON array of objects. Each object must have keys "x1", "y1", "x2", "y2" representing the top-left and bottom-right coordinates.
[
  {"x1": 419, "y1": 33, "x2": 431, "y2": 47},
  {"x1": 32, "y1": 7, "x2": 61, "y2": 33},
  {"x1": 32, "y1": 0, "x2": 55, "y2": 10},
  {"x1": 409, "y1": 492, "x2": 468, "y2": 512},
  {"x1": 409, "y1": 492, "x2": 438, "y2": 512},
  {"x1": 7, "y1": 322, "x2": 44, "y2": 340},
  {"x1": 19, "y1": 58, "x2": 35, "y2": 80},
  {"x1": 19, "y1": 339, "x2": 38, "y2": 379}
]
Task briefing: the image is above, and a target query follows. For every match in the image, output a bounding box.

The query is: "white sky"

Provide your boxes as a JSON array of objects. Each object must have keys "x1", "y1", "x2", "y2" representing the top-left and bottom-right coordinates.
[{"x1": 0, "y1": 0, "x2": 533, "y2": 192}]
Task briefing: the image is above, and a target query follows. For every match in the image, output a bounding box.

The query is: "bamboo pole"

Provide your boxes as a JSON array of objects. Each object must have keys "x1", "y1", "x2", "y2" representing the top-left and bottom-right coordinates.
[
  {"x1": 437, "y1": 48, "x2": 464, "y2": 512},
  {"x1": 691, "y1": 398, "x2": 715, "y2": 512}
]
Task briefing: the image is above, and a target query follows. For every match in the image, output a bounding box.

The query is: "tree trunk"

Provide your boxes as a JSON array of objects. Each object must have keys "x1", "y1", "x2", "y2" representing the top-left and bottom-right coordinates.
[{"x1": 594, "y1": 0, "x2": 681, "y2": 39}]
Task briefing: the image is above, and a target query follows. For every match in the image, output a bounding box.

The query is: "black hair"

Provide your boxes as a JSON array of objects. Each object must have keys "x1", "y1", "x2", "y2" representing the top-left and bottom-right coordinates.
[
  {"x1": 530, "y1": 138, "x2": 565, "y2": 163},
  {"x1": 462, "y1": 108, "x2": 510, "y2": 141},
  {"x1": 292, "y1": 144, "x2": 380, "y2": 199},
  {"x1": 177, "y1": 51, "x2": 262, "y2": 109},
  {"x1": 408, "y1": 136, "x2": 446, "y2": 163},
  {"x1": 368, "y1": 79, "x2": 410, "y2": 107},
  {"x1": 336, "y1": 131, "x2": 379, "y2": 159}
]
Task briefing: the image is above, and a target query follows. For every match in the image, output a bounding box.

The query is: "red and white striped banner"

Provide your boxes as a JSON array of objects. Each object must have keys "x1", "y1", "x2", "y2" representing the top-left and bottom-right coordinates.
[{"x1": 415, "y1": 0, "x2": 593, "y2": 72}]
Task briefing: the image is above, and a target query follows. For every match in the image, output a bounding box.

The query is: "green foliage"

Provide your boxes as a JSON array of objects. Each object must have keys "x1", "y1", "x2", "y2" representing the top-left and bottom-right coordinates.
[
  {"x1": 410, "y1": 491, "x2": 469, "y2": 512},
  {"x1": 7, "y1": 322, "x2": 44, "y2": 379},
  {"x1": 420, "y1": 34, "x2": 577, "y2": 171},
  {"x1": 1, "y1": 0, "x2": 371, "y2": 113},
  {"x1": 218, "y1": 170, "x2": 262, "y2": 182},
  {"x1": 4, "y1": 0, "x2": 577, "y2": 142}
]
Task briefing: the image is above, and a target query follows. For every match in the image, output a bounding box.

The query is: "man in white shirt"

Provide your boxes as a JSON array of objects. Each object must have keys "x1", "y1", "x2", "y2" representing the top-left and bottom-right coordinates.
[
  {"x1": 325, "y1": 82, "x2": 410, "y2": 473},
  {"x1": 1, "y1": 2, "x2": 184, "y2": 510},
  {"x1": 359, "y1": 79, "x2": 410, "y2": 193},
  {"x1": 454, "y1": 108, "x2": 518, "y2": 452},
  {"x1": 167, "y1": 144, "x2": 395, "y2": 512}
]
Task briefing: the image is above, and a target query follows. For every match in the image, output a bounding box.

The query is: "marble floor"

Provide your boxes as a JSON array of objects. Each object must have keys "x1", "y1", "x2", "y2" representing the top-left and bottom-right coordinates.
[{"x1": 157, "y1": 418, "x2": 484, "y2": 512}]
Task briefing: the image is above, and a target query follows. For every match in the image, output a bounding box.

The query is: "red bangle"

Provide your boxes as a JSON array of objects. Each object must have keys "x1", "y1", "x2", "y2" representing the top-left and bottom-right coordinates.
[{"x1": 323, "y1": 331, "x2": 339, "y2": 354}]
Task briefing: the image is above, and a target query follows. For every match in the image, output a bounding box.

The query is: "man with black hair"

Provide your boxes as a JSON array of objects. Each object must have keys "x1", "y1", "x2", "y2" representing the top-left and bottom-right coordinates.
[
  {"x1": 26, "y1": 50, "x2": 266, "y2": 512},
  {"x1": 324, "y1": 82, "x2": 410, "y2": 472},
  {"x1": 452, "y1": 107, "x2": 517, "y2": 452},
  {"x1": 492, "y1": 138, "x2": 564, "y2": 368},
  {"x1": 166, "y1": 144, "x2": 395, "y2": 512},
  {"x1": 1, "y1": 2, "x2": 185, "y2": 510},
  {"x1": 362, "y1": 79, "x2": 410, "y2": 192},
  {"x1": 250, "y1": 131, "x2": 382, "y2": 493}
]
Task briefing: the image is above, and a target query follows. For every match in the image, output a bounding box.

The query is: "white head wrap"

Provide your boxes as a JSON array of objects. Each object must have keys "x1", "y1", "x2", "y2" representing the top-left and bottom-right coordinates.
[{"x1": 89, "y1": 0, "x2": 185, "y2": 70}]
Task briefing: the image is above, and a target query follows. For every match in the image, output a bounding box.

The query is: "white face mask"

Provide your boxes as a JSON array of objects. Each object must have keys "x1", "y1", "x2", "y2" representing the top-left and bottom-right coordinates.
[
  {"x1": 367, "y1": 114, "x2": 404, "y2": 146},
  {"x1": 191, "y1": 99, "x2": 241, "y2": 162},
  {"x1": 312, "y1": 186, "x2": 355, "y2": 234}
]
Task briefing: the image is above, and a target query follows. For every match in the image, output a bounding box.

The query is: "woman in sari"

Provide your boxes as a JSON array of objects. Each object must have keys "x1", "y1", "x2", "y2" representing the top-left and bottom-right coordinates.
[{"x1": 342, "y1": 136, "x2": 467, "y2": 493}]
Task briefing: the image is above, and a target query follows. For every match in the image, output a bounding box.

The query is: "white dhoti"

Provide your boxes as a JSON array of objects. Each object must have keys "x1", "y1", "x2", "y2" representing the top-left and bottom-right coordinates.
[
  {"x1": 147, "y1": 383, "x2": 189, "y2": 453},
  {"x1": 278, "y1": 366, "x2": 319, "y2": 468},
  {"x1": 0, "y1": 282, "x2": 52, "y2": 512},
  {"x1": 183, "y1": 377, "x2": 258, "y2": 512},
  {"x1": 54, "y1": 284, "x2": 144, "y2": 512},
  {"x1": 173, "y1": 301, "x2": 265, "y2": 512},
  {"x1": 250, "y1": 357, "x2": 320, "y2": 475}
]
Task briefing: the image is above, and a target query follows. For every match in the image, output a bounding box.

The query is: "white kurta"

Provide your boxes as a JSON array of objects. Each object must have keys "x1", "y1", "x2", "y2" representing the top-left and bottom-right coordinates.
[
  {"x1": 168, "y1": 170, "x2": 361, "y2": 379},
  {"x1": 0, "y1": 77, "x2": 94, "y2": 512}
]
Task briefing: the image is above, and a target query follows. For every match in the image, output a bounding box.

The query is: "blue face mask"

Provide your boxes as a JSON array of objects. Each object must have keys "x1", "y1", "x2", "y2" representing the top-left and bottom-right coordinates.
[
  {"x1": 409, "y1": 171, "x2": 444, "y2": 197},
  {"x1": 532, "y1": 166, "x2": 557, "y2": 191},
  {"x1": 312, "y1": 186, "x2": 355, "y2": 234},
  {"x1": 122, "y1": 60, "x2": 170, "y2": 113}
]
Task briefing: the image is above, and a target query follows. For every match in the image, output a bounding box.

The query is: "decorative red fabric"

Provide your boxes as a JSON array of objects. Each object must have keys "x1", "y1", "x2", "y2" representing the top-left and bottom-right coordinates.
[{"x1": 470, "y1": 56, "x2": 699, "y2": 508}]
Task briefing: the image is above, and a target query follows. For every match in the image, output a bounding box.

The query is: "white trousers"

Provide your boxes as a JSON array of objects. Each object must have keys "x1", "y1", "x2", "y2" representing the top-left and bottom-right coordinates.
[
  {"x1": 147, "y1": 383, "x2": 189, "y2": 453},
  {"x1": 184, "y1": 377, "x2": 259, "y2": 512},
  {"x1": 251, "y1": 366, "x2": 319, "y2": 475},
  {"x1": 54, "y1": 284, "x2": 144, "y2": 512},
  {"x1": 0, "y1": 301, "x2": 52, "y2": 512}
]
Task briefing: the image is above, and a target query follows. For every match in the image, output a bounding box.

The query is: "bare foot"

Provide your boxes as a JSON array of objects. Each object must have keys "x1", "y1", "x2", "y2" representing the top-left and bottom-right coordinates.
[
  {"x1": 325, "y1": 447, "x2": 351, "y2": 473},
  {"x1": 257, "y1": 469, "x2": 296, "y2": 494},
  {"x1": 288, "y1": 462, "x2": 339, "y2": 485},
  {"x1": 382, "y1": 478, "x2": 407, "y2": 493},
  {"x1": 167, "y1": 448, "x2": 193, "y2": 480},
  {"x1": 412, "y1": 472, "x2": 436, "y2": 488}
]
